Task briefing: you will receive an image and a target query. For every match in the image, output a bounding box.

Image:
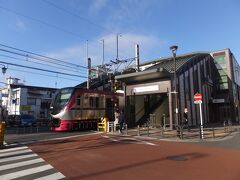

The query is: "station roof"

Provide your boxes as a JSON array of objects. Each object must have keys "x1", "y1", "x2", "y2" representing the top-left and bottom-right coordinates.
[
  {"x1": 116, "y1": 52, "x2": 210, "y2": 83},
  {"x1": 146, "y1": 53, "x2": 209, "y2": 73}
]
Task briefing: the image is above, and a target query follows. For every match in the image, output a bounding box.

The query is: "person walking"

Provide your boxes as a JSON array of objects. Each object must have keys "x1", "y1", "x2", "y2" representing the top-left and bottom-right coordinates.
[
  {"x1": 183, "y1": 108, "x2": 190, "y2": 132},
  {"x1": 119, "y1": 109, "x2": 125, "y2": 133}
]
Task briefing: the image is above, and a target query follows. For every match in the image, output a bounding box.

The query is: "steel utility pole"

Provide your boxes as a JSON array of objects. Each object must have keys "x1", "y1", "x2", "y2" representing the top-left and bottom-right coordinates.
[
  {"x1": 170, "y1": 45, "x2": 178, "y2": 126},
  {"x1": 116, "y1": 34, "x2": 121, "y2": 60},
  {"x1": 101, "y1": 39, "x2": 105, "y2": 65}
]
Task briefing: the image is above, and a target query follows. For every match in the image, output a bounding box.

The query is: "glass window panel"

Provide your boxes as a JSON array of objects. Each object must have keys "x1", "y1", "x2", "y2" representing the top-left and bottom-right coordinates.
[{"x1": 214, "y1": 56, "x2": 225, "y2": 63}]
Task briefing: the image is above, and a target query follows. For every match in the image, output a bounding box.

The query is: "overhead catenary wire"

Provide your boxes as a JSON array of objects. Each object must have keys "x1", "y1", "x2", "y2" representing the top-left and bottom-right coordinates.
[
  {"x1": 41, "y1": 0, "x2": 138, "y2": 46},
  {"x1": 0, "y1": 48, "x2": 85, "y2": 71},
  {"x1": 0, "y1": 6, "x2": 109, "y2": 53},
  {"x1": 0, "y1": 60, "x2": 87, "y2": 79},
  {"x1": 8, "y1": 67, "x2": 81, "y2": 82},
  {"x1": 0, "y1": 43, "x2": 87, "y2": 69},
  {"x1": 0, "y1": 54, "x2": 85, "y2": 73},
  {"x1": 0, "y1": 5, "x2": 136, "y2": 65}
]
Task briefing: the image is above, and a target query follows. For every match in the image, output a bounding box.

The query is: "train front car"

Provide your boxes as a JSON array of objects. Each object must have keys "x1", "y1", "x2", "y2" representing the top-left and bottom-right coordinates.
[{"x1": 50, "y1": 87, "x2": 75, "y2": 131}]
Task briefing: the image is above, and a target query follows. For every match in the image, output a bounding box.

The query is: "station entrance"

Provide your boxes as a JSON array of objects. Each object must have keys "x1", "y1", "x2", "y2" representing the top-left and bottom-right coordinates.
[{"x1": 126, "y1": 93, "x2": 169, "y2": 128}]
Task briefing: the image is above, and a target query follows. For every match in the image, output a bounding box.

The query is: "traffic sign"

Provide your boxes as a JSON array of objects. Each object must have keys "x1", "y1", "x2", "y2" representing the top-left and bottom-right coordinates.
[
  {"x1": 194, "y1": 100, "x2": 202, "y2": 104},
  {"x1": 194, "y1": 93, "x2": 202, "y2": 101}
]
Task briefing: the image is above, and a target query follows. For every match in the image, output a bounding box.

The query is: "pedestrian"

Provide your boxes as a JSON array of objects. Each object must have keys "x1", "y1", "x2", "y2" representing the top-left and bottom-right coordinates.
[
  {"x1": 118, "y1": 109, "x2": 125, "y2": 133},
  {"x1": 183, "y1": 108, "x2": 190, "y2": 132}
]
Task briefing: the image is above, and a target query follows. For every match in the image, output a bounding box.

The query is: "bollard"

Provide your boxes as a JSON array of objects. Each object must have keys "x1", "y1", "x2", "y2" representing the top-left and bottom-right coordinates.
[
  {"x1": 147, "y1": 124, "x2": 149, "y2": 136},
  {"x1": 111, "y1": 123, "x2": 114, "y2": 133},
  {"x1": 212, "y1": 127, "x2": 215, "y2": 138},
  {"x1": 223, "y1": 121, "x2": 227, "y2": 133},
  {"x1": 180, "y1": 126, "x2": 183, "y2": 139},
  {"x1": 125, "y1": 124, "x2": 128, "y2": 135},
  {"x1": 160, "y1": 126, "x2": 164, "y2": 137},
  {"x1": 0, "y1": 121, "x2": 6, "y2": 147},
  {"x1": 137, "y1": 125, "x2": 140, "y2": 136}
]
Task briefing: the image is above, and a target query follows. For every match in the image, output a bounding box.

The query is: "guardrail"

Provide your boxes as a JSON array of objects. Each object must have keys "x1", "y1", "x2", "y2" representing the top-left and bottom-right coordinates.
[{"x1": 109, "y1": 122, "x2": 240, "y2": 140}]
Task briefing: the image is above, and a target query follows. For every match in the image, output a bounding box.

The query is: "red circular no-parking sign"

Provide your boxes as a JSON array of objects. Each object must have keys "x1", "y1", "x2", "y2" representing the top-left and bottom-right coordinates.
[{"x1": 194, "y1": 93, "x2": 202, "y2": 101}]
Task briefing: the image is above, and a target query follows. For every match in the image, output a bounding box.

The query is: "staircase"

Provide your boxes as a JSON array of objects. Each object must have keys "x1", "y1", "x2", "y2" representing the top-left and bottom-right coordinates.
[{"x1": 136, "y1": 96, "x2": 166, "y2": 126}]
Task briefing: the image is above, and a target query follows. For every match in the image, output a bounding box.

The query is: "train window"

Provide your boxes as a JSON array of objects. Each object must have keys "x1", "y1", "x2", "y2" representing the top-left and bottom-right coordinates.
[
  {"x1": 106, "y1": 98, "x2": 113, "y2": 108},
  {"x1": 95, "y1": 97, "x2": 99, "y2": 108},
  {"x1": 76, "y1": 95, "x2": 81, "y2": 106},
  {"x1": 89, "y1": 97, "x2": 94, "y2": 108},
  {"x1": 89, "y1": 97, "x2": 100, "y2": 108}
]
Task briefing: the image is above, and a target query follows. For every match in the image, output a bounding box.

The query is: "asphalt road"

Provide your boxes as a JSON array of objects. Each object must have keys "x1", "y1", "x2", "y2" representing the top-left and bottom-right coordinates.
[
  {"x1": 28, "y1": 133, "x2": 240, "y2": 180},
  {"x1": 4, "y1": 128, "x2": 98, "y2": 146}
]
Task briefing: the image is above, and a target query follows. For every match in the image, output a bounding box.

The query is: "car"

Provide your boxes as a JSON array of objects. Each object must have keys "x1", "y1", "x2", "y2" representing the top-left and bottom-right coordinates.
[
  {"x1": 6, "y1": 115, "x2": 21, "y2": 127},
  {"x1": 20, "y1": 114, "x2": 36, "y2": 126}
]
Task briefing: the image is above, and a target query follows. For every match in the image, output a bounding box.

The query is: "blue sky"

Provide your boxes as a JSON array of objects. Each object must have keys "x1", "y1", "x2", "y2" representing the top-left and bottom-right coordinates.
[{"x1": 0, "y1": 0, "x2": 239, "y2": 88}]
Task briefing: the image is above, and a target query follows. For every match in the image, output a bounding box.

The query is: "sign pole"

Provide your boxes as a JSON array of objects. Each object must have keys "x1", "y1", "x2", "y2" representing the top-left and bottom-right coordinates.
[
  {"x1": 199, "y1": 102, "x2": 204, "y2": 139},
  {"x1": 194, "y1": 93, "x2": 204, "y2": 139}
]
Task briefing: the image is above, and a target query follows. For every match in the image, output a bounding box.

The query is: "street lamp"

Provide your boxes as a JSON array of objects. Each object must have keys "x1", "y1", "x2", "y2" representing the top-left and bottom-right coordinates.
[{"x1": 170, "y1": 45, "x2": 178, "y2": 126}]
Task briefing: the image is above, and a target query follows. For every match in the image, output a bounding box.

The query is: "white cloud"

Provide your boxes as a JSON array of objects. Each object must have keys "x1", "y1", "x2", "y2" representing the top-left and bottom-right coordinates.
[
  {"x1": 45, "y1": 33, "x2": 164, "y2": 67},
  {"x1": 89, "y1": 0, "x2": 108, "y2": 15},
  {"x1": 15, "y1": 18, "x2": 26, "y2": 30}
]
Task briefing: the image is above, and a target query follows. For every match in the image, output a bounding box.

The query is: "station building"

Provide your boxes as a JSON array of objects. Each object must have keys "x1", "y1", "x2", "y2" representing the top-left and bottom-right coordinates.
[{"x1": 116, "y1": 48, "x2": 240, "y2": 129}]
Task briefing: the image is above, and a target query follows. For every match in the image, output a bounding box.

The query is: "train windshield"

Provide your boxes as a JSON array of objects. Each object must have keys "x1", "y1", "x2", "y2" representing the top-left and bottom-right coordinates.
[{"x1": 52, "y1": 88, "x2": 74, "y2": 108}]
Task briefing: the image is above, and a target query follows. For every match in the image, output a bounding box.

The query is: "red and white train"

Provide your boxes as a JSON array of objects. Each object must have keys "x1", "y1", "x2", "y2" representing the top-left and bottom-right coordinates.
[{"x1": 50, "y1": 87, "x2": 124, "y2": 131}]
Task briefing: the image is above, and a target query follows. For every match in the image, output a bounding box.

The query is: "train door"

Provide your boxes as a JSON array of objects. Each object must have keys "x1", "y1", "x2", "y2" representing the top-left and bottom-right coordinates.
[{"x1": 105, "y1": 97, "x2": 114, "y2": 121}]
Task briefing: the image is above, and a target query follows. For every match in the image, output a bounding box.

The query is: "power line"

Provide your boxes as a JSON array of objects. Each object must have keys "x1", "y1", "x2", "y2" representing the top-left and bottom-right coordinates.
[
  {"x1": 0, "y1": 6, "x2": 136, "y2": 64},
  {"x1": 0, "y1": 43, "x2": 87, "y2": 69},
  {"x1": 0, "y1": 6, "x2": 108, "y2": 54},
  {"x1": 8, "y1": 67, "x2": 81, "y2": 82},
  {"x1": 0, "y1": 60, "x2": 87, "y2": 78},
  {"x1": 41, "y1": 0, "x2": 138, "y2": 46},
  {"x1": 0, "y1": 54, "x2": 85, "y2": 73},
  {"x1": 0, "y1": 48, "x2": 85, "y2": 71},
  {"x1": 42, "y1": 0, "x2": 113, "y2": 34},
  {"x1": 0, "y1": 6, "x2": 89, "y2": 43}
]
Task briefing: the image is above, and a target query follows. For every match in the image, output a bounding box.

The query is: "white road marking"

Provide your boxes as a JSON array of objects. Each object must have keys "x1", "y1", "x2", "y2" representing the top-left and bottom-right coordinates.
[
  {"x1": 0, "y1": 164, "x2": 53, "y2": 180},
  {"x1": 0, "y1": 153, "x2": 38, "y2": 163},
  {"x1": 102, "y1": 135, "x2": 157, "y2": 146},
  {"x1": 0, "y1": 149, "x2": 32, "y2": 158},
  {"x1": 34, "y1": 172, "x2": 65, "y2": 180},
  {"x1": 0, "y1": 146, "x2": 28, "y2": 153},
  {"x1": 0, "y1": 158, "x2": 44, "y2": 171},
  {"x1": 0, "y1": 146, "x2": 66, "y2": 179}
]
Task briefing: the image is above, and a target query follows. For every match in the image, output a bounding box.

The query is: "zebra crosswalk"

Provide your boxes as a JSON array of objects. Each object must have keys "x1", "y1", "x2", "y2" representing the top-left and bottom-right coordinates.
[{"x1": 0, "y1": 146, "x2": 65, "y2": 180}]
